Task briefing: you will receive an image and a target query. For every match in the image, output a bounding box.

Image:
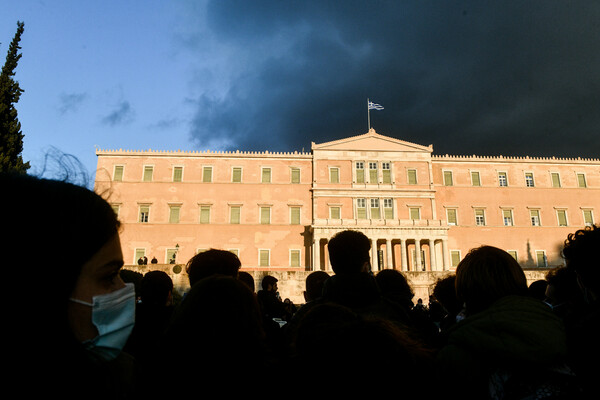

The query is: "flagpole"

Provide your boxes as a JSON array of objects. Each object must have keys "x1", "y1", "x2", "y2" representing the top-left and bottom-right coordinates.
[{"x1": 367, "y1": 98, "x2": 370, "y2": 130}]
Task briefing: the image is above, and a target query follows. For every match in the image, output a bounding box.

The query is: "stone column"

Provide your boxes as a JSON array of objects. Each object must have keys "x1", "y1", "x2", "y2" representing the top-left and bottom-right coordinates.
[
  {"x1": 442, "y1": 239, "x2": 449, "y2": 271},
  {"x1": 401, "y1": 239, "x2": 408, "y2": 271},
  {"x1": 312, "y1": 236, "x2": 320, "y2": 271},
  {"x1": 386, "y1": 239, "x2": 393, "y2": 269},
  {"x1": 415, "y1": 239, "x2": 422, "y2": 271},
  {"x1": 371, "y1": 238, "x2": 378, "y2": 272},
  {"x1": 429, "y1": 239, "x2": 437, "y2": 271}
]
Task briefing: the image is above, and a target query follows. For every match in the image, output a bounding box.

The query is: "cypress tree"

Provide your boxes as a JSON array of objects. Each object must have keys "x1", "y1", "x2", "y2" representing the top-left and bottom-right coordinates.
[{"x1": 0, "y1": 21, "x2": 29, "y2": 174}]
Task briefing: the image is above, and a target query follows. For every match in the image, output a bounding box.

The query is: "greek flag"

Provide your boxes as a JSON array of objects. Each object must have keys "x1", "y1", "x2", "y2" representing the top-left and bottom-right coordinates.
[{"x1": 368, "y1": 101, "x2": 384, "y2": 110}]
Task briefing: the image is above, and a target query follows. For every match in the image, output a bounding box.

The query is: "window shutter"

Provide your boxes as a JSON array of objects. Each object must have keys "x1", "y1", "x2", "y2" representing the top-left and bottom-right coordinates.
[
  {"x1": 200, "y1": 206, "x2": 210, "y2": 224},
  {"x1": 444, "y1": 171, "x2": 453, "y2": 186},
  {"x1": 143, "y1": 166, "x2": 153, "y2": 182},
  {"x1": 203, "y1": 167, "x2": 212, "y2": 183},
  {"x1": 451, "y1": 251, "x2": 460, "y2": 267},
  {"x1": 290, "y1": 207, "x2": 300, "y2": 224},
  {"x1": 408, "y1": 169, "x2": 417, "y2": 184},
  {"x1": 551, "y1": 173, "x2": 561, "y2": 188},
  {"x1": 262, "y1": 168, "x2": 271, "y2": 183},
  {"x1": 173, "y1": 167, "x2": 183, "y2": 182},
  {"x1": 330, "y1": 168, "x2": 339, "y2": 183},
  {"x1": 259, "y1": 250, "x2": 269, "y2": 266},
  {"x1": 410, "y1": 208, "x2": 420, "y2": 220},
  {"x1": 447, "y1": 209, "x2": 457, "y2": 225},
  {"x1": 471, "y1": 171, "x2": 481, "y2": 186},
  {"x1": 169, "y1": 206, "x2": 180, "y2": 223},
  {"x1": 260, "y1": 207, "x2": 270, "y2": 224},
  {"x1": 232, "y1": 167, "x2": 242, "y2": 183},
  {"x1": 330, "y1": 207, "x2": 341, "y2": 219},
  {"x1": 114, "y1": 166, "x2": 124, "y2": 181},
  {"x1": 291, "y1": 168, "x2": 300, "y2": 184},
  {"x1": 290, "y1": 250, "x2": 300, "y2": 267},
  {"x1": 584, "y1": 210, "x2": 593, "y2": 225},
  {"x1": 557, "y1": 210, "x2": 567, "y2": 226},
  {"x1": 230, "y1": 206, "x2": 240, "y2": 224}
]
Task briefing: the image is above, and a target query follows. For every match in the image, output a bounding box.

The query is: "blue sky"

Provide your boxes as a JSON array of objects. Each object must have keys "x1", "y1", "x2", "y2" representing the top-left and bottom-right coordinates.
[{"x1": 3, "y1": 1, "x2": 600, "y2": 185}]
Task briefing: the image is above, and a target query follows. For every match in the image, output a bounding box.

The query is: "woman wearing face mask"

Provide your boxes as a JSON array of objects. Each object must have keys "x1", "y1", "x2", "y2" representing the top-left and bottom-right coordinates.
[{"x1": 2, "y1": 173, "x2": 137, "y2": 399}]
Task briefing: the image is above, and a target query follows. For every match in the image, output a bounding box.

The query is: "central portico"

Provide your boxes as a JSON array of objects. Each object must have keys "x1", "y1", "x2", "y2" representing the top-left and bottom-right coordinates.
[{"x1": 310, "y1": 128, "x2": 451, "y2": 272}]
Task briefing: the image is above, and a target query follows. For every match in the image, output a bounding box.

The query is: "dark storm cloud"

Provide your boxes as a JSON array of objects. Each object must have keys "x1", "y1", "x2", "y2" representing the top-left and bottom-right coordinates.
[{"x1": 185, "y1": 1, "x2": 600, "y2": 158}]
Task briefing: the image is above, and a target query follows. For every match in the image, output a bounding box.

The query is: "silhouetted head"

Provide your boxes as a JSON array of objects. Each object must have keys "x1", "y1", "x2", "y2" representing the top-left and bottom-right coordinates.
[
  {"x1": 238, "y1": 271, "x2": 256, "y2": 292},
  {"x1": 328, "y1": 230, "x2": 371, "y2": 275},
  {"x1": 261, "y1": 275, "x2": 278, "y2": 292},
  {"x1": 455, "y1": 245, "x2": 528, "y2": 315},
  {"x1": 432, "y1": 275, "x2": 461, "y2": 316},
  {"x1": 304, "y1": 270, "x2": 330, "y2": 302},
  {"x1": 562, "y1": 225, "x2": 600, "y2": 299},
  {"x1": 140, "y1": 270, "x2": 173, "y2": 308},
  {"x1": 186, "y1": 249, "x2": 241, "y2": 286}
]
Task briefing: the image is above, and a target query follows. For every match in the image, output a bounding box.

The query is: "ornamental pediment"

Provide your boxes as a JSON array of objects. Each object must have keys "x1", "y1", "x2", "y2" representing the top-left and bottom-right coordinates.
[{"x1": 311, "y1": 128, "x2": 433, "y2": 153}]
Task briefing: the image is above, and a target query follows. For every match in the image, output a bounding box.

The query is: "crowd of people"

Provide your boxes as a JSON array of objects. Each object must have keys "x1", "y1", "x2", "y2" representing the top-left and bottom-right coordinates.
[{"x1": 4, "y1": 172, "x2": 600, "y2": 399}]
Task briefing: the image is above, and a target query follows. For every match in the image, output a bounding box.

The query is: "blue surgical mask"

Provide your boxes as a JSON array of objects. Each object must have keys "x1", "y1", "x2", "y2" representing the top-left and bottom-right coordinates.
[{"x1": 70, "y1": 283, "x2": 136, "y2": 361}]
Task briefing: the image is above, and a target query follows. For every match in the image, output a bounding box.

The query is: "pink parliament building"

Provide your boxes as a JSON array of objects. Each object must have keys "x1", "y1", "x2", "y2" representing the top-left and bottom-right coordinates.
[{"x1": 95, "y1": 128, "x2": 600, "y2": 277}]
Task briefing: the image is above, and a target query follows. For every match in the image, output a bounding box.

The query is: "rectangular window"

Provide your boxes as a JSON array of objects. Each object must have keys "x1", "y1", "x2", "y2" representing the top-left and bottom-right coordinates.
[
  {"x1": 139, "y1": 205, "x2": 150, "y2": 223},
  {"x1": 508, "y1": 250, "x2": 518, "y2": 261},
  {"x1": 407, "y1": 169, "x2": 417, "y2": 185},
  {"x1": 262, "y1": 167, "x2": 271, "y2": 183},
  {"x1": 291, "y1": 168, "x2": 300, "y2": 184},
  {"x1": 113, "y1": 165, "x2": 124, "y2": 182},
  {"x1": 111, "y1": 204, "x2": 120, "y2": 217},
  {"x1": 525, "y1": 172, "x2": 535, "y2": 187},
  {"x1": 443, "y1": 170, "x2": 453, "y2": 186},
  {"x1": 447, "y1": 208, "x2": 457, "y2": 225},
  {"x1": 583, "y1": 209, "x2": 594, "y2": 226},
  {"x1": 383, "y1": 199, "x2": 393, "y2": 219},
  {"x1": 498, "y1": 172, "x2": 508, "y2": 187},
  {"x1": 530, "y1": 209, "x2": 541, "y2": 226},
  {"x1": 356, "y1": 162, "x2": 365, "y2": 183},
  {"x1": 143, "y1": 166, "x2": 153, "y2": 182},
  {"x1": 356, "y1": 198, "x2": 367, "y2": 219},
  {"x1": 290, "y1": 206, "x2": 301, "y2": 225},
  {"x1": 232, "y1": 167, "x2": 242, "y2": 183},
  {"x1": 502, "y1": 209, "x2": 513, "y2": 226},
  {"x1": 230, "y1": 206, "x2": 241, "y2": 224},
  {"x1": 382, "y1": 162, "x2": 391, "y2": 184},
  {"x1": 471, "y1": 171, "x2": 481, "y2": 186},
  {"x1": 290, "y1": 250, "x2": 301, "y2": 267},
  {"x1": 202, "y1": 166, "x2": 213, "y2": 183},
  {"x1": 135, "y1": 248, "x2": 146, "y2": 263},
  {"x1": 450, "y1": 250, "x2": 461, "y2": 267},
  {"x1": 330, "y1": 206, "x2": 341, "y2": 219},
  {"x1": 329, "y1": 167, "x2": 340, "y2": 183},
  {"x1": 557, "y1": 209, "x2": 568, "y2": 226},
  {"x1": 169, "y1": 205, "x2": 181, "y2": 223},
  {"x1": 475, "y1": 209, "x2": 486, "y2": 226},
  {"x1": 551, "y1": 172, "x2": 561, "y2": 188},
  {"x1": 260, "y1": 206, "x2": 271, "y2": 224},
  {"x1": 536, "y1": 251, "x2": 547, "y2": 267},
  {"x1": 409, "y1": 207, "x2": 421, "y2": 220},
  {"x1": 173, "y1": 166, "x2": 183, "y2": 182},
  {"x1": 370, "y1": 199, "x2": 381, "y2": 219},
  {"x1": 369, "y1": 162, "x2": 378, "y2": 183},
  {"x1": 200, "y1": 205, "x2": 211, "y2": 224},
  {"x1": 259, "y1": 250, "x2": 270, "y2": 267},
  {"x1": 577, "y1": 173, "x2": 587, "y2": 188}
]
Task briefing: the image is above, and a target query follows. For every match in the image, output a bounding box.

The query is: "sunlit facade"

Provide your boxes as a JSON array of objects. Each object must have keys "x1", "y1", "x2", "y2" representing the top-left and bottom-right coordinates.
[{"x1": 95, "y1": 129, "x2": 600, "y2": 272}]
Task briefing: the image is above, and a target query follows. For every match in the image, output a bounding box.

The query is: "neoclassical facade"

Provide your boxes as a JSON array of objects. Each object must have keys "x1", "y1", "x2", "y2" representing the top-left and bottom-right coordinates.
[{"x1": 95, "y1": 129, "x2": 600, "y2": 274}]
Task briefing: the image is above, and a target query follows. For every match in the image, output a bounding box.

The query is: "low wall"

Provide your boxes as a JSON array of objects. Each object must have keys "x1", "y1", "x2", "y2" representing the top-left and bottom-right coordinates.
[{"x1": 122, "y1": 265, "x2": 552, "y2": 306}]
